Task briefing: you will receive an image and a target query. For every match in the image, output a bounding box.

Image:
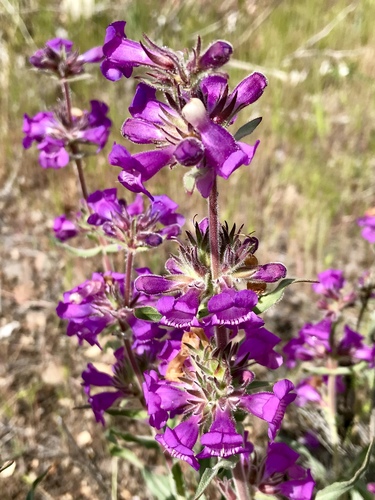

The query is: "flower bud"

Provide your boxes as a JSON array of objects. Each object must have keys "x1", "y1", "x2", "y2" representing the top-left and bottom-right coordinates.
[
  {"x1": 198, "y1": 40, "x2": 233, "y2": 70},
  {"x1": 173, "y1": 137, "x2": 204, "y2": 166}
]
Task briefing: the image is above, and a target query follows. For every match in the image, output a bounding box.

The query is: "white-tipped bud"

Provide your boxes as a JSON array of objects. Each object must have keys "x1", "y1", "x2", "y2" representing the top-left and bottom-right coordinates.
[{"x1": 182, "y1": 98, "x2": 207, "y2": 129}]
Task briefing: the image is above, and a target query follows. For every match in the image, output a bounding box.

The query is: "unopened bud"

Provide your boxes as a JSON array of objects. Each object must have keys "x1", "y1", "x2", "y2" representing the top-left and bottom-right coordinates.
[{"x1": 198, "y1": 40, "x2": 233, "y2": 70}]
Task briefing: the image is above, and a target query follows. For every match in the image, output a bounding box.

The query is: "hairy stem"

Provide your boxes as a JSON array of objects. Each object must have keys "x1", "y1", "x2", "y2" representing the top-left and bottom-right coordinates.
[
  {"x1": 124, "y1": 250, "x2": 134, "y2": 307},
  {"x1": 327, "y1": 322, "x2": 339, "y2": 476},
  {"x1": 233, "y1": 460, "x2": 251, "y2": 500},
  {"x1": 208, "y1": 176, "x2": 220, "y2": 281}
]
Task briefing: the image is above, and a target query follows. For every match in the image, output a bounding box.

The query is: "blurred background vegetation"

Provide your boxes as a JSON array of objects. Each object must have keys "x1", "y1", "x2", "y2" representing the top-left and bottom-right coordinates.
[
  {"x1": 1, "y1": 1, "x2": 375, "y2": 497},
  {"x1": 2, "y1": 0, "x2": 375, "y2": 278}
]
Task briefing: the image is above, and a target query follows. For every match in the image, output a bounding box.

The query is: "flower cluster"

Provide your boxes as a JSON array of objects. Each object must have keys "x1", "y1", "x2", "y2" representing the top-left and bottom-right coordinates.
[
  {"x1": 284, "y1": 269, "x2": 375, "y2": 406},
  {"x1": 26, "y1": 24, "x2": 320, "y2": 499},
  {"x1": 357, "y1": 208, "x2": 375, "y2": 243},
  {"x1": 101, "y1": 21, "x2": 267, "y2": 198},
  {"x1": 23, "y1": 100, "x2": 111, "y2": 169},
  {"x1": 30, "y1": 38, "x2": 103, "y2": 78}
]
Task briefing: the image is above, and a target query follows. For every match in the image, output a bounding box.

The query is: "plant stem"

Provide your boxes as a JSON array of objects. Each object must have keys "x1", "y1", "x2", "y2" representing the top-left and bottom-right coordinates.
[
  {"x1": 208, "y1": 178, "x2": 229, "y2": 350},
  {"x1": 208, "y1": 176, "x2": 220, "y2": 281},
  {"x1": 327, "y1": 321, "x2": 340, "y2": 476},
  {"x1": 233, "y1": 460, "x2": 251, "y2": 500},
  {"x1": 124, "y1": 250, "x2": 134, "y2": 307},
  {"x1": 61, "y1": 79, "x2": 111, "y2": 271}
]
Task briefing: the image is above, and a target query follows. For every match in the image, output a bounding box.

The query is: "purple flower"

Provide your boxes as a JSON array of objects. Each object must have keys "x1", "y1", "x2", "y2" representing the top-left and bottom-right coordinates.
[
  {"x1": 101, "y1": 21, "x2": 233, "y2": 82},
  {"x1": 205, "y1": 288, "x2": 259, "y2": 327},
  {"x1": 101, "y1": 21, "x2": 158, "y2": 81},
  {"x1": 23, "y1": 101, "x2": 111, "y2": 169},
  {"x1": 56, "y1": 272, "x2": 126, "y2": 346},
  {"x1": 82, "y1": 348, "x2": 131, "y2": 425},
  {"x1": 30, "y1": 38, "x2": 103, "y2": 77},
  {"x1": 135, "y1": 224, "x2": 286, "y2": 312},
  {"x1": 312, "y1": 269, "x2": 345, "y2": 297},
  {"x1": 196, "y1": 408, "x2": 252, "y2": 459},
  {"x1": 294, "y1": 378, "x2": 323, "y2": 407},
  {"x1": 198, "y1": 41, "x2": 233, "y2": 70},
  {"x1": 86, "y1": 188, "x2": 184, "y2": 249},
  {"x1": 53, "y1": 214, "x2": 79, "y2": 241},
  {"x1": 240, "y1": 379, "x2": 296, "y2": 440},
  {"x1": 143, "y1": 370, "x2": 187, "y2": 429},
  {"x1": 258, "y1": 443, "x2": 315, "y2": 499},
  {"x1": 237, "y1": 324, "x2": 283, "y2": 369},
  {"x1": 155, "y1": 416, "x2": 200, "y2": 470},
  {"x1": 114, "y1": 84, "x2": 260, "y2": 198},
  {"x1": 357, "y1": 213, "x2": 375, "y2": 243},
  {"x1": 338, "y1": 325, "x2": 375, "y2": 366}
]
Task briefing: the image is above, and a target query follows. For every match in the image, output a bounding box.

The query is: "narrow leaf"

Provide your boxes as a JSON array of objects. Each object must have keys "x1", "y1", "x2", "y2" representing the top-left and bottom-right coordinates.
[
  {"x1": 142, "y1": 468, "x2": 175, "y2": 500},
  {"x1": 134, "y1": 306, "x2": 162, "y2": 322},
  {"x1": 171, "y1": 462, "x2": 186, "y2": 498},
  {"x1": 234, "y1": 117, "x2": 262, "y2": 141},
  {"x1": 254, "y1": 278, "x2": 295, "y2": 314},
  {"x1": 26, "y1": 466, "x2": 52, "y2": 500},
  {"x1": 55, "y1": 240, "x2": 120, "y2": 258},
  {"x1": 195, "y1": 458, "x2": 236, "y2": 499},
  {"x1": 109, "y1": 446, "x2": 144, "y2": 469},
  {"x1": 108, "y1": 429, "x2": 159, "y2": 450},
  {"x1": 315, "y1": 439, "x2": 374, "y2": 500}
]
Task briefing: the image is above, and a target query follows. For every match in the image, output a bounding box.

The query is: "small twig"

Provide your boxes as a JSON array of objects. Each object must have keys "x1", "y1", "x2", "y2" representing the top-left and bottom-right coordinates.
[{"x1": 58, "y1": 417, "x2": 110, "y2": 498}]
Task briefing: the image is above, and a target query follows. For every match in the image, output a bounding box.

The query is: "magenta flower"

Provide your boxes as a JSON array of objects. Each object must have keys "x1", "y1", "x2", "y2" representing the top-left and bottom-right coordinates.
[
  {"x1": 56, "y1": 272, "x2": 126, "y2": 346},
  {"x1": 257, "y1": 443, "x2": 315, "y2": 499},
  {"x1": 143, "y1": 370, "x2": 187, "y2": 429},
  {"x1": 240, "y1": 379, "x2": 296, "y2": 440},
  {"x1": 357, "y1": 213, "x2": 375, "y2": 243},
  {"x1": 30, "y1": 38, "x2": 103, "y2": 77},
  {"x1": 101, "y1": 21, "x2": 233, "y2": 82},
  {"x1": 237, "y1": 324, "x2": 283, "y2": 369},
  {"x1": 86, "y1": 188, "x2": 184, "y2": 249},
  {"x1": 115, "y1": 83, "x2": 260, "y2": 197},
  {"x1": 312, "y1": 269, "x2": 345, "y2": 297},
  {"x1": 155, "y1": 416, "x2": 200, "y2": 470},
  {"x1": 53, "y1": 214, "x2": 79, "y2": 241},
  {"x1": 196, "y1": 408, "x2": 252, "y2": 459},
  {"x1": 23, "y1": 100, "x2": 111, "y2": 169},
  {"x1": 82, "y1": 347, "x2": 131, "y2": 425}
]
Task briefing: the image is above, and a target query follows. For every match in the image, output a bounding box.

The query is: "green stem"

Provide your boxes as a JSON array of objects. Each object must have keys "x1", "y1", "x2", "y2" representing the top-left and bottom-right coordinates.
[{"x1": 124, "y1": 250, "x2": 134, "y2": 307}]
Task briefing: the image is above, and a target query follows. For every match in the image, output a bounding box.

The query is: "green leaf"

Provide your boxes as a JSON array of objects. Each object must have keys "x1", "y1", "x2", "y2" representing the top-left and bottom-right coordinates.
[
  {"x1": 253, "y1": 278, "x2": 296, "y2": 314},
  {"x1": 108, "y1": 429, "x2": 159, "y2": 450},
  {"x1": 183, "y1": 169, "x2": 197, "y2": 194},
  {"x1": 315, "y1": 439, "x2": 374, "y2": 500},
  {"x1": 55, "y1": 240, "x2": 120, "y2": 258},
  {"x1": 25, "y1": 466, "x2": 52, "y2": 500},
  {"x1": 194, "y1": 458, "x2": 236, "y2": 499},
  {"x1": 171, "y1": 462, "x2": 186, "y2": 498},
  {"x1": 109, "y1": 446, "x2": 144, "y2": 469},
  {"x1": 142, "y1": 468, "x2": 175, "y2": 500},
  {"x1": 234, "y1": 117, "x2": 262, "y2": 141},
  {"x1": 134, "y1": 306, "x2": 163, "y2": 322}
]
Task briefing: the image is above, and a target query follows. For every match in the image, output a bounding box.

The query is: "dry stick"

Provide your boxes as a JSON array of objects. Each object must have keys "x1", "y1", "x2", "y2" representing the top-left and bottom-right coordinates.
[
  {"x1": 59, "y1": 417, "x2": 110, "y2": 498},
  {"x1": 61, "y1": 80, "x2": 112, "y2": 272}
]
